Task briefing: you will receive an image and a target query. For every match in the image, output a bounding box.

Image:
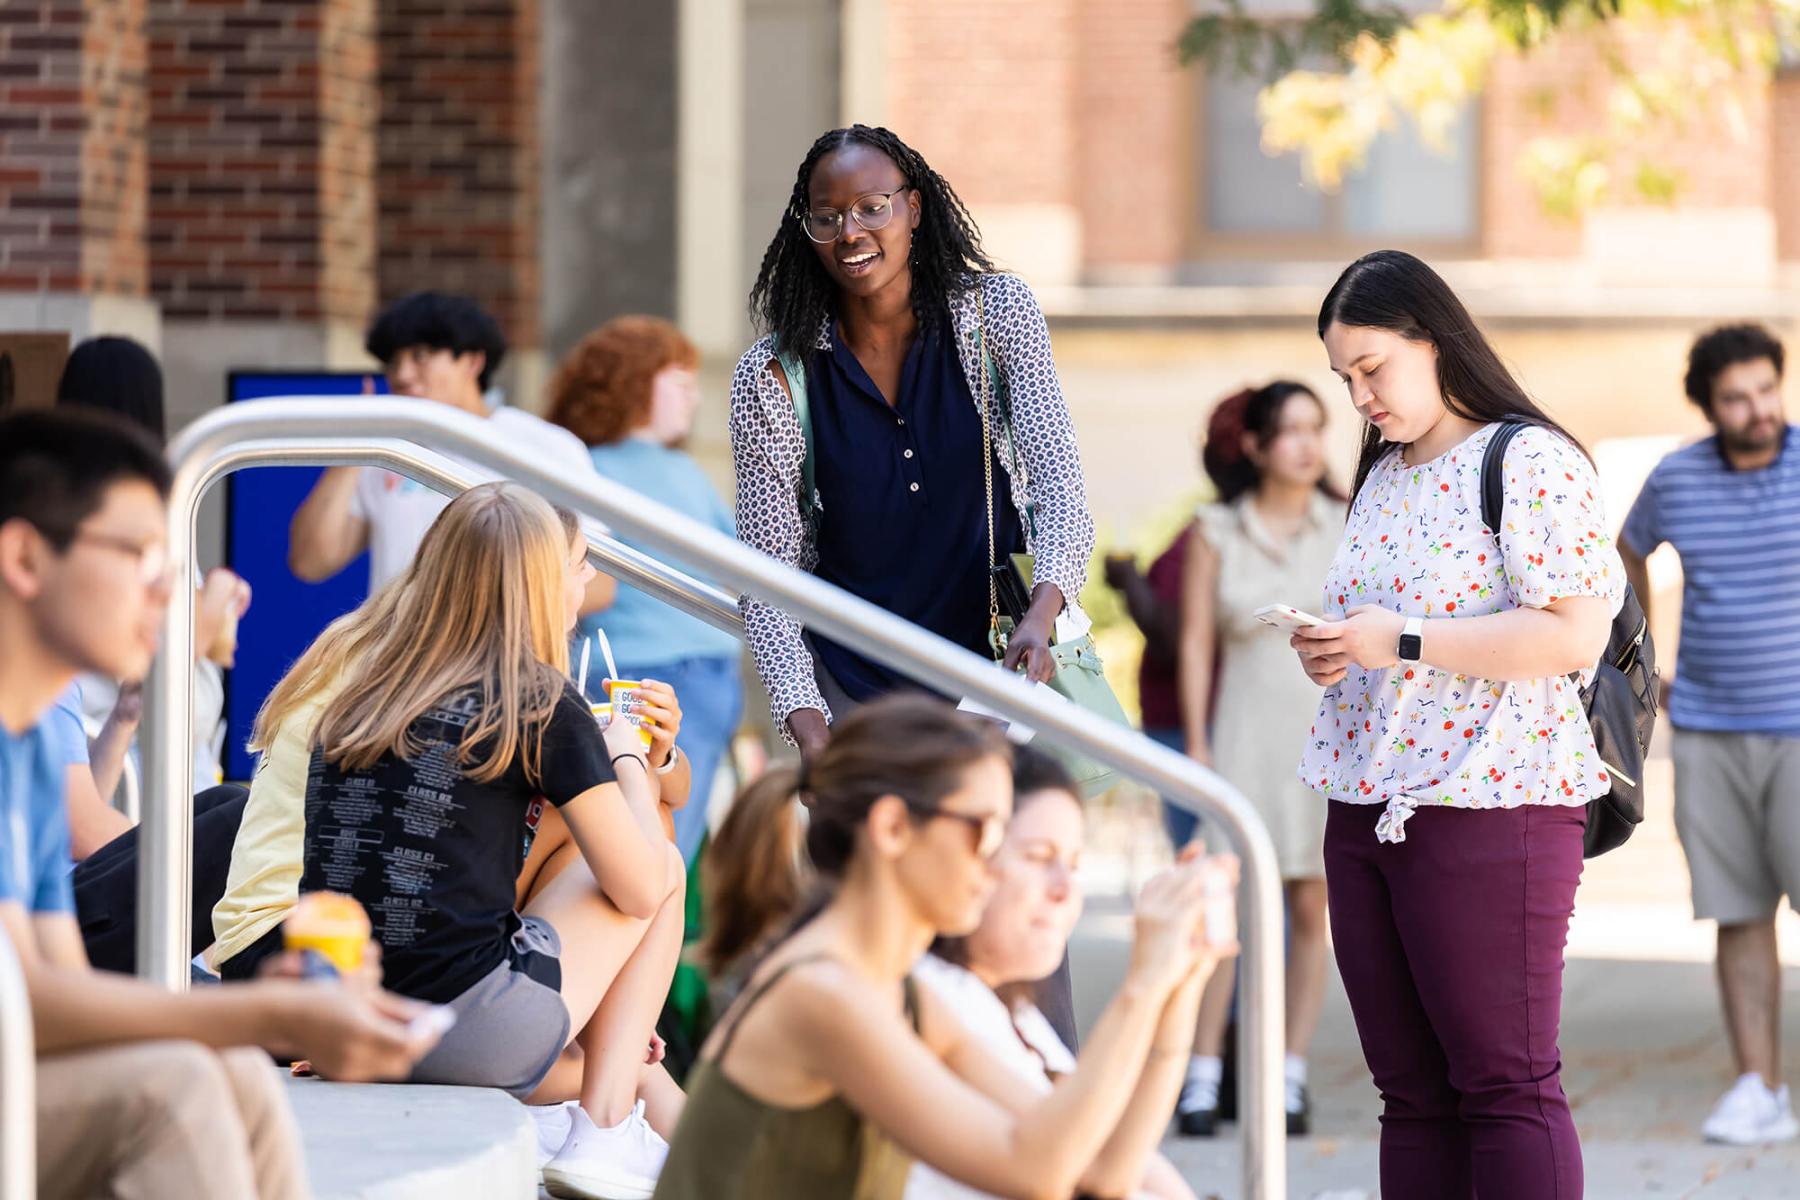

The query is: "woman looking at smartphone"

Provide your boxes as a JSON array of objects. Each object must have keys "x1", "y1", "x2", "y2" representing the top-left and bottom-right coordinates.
[
  {"x1": 906, "y1": 745, "x2": 1204, "y2": 1200},
  {"x1": 653, "y1": 696, "x2": 1237, "y2": 1200},
  {"x1": 1292, "y1": 250, "x2": 1623, "y2": 1200},
  {"x1": 1172, "y1": 382, "x2": 1345, "y2": 1137}
]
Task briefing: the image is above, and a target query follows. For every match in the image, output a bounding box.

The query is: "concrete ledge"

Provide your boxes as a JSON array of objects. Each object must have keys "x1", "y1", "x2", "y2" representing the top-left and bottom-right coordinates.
[{"x1": 285, "y1": 1077, "x2": 536, "y2": 1200}]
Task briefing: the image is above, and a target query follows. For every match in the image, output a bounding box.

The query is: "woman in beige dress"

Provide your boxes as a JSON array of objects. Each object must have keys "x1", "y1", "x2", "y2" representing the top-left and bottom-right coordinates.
[{"x1": 1174, "y1": 381, "x2": 1345, "y2": 1137}]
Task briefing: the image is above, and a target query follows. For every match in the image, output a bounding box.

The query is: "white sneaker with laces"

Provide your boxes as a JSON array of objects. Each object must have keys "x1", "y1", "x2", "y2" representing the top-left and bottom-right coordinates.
[
  {"x1": 1702, "y1": 1074, "x2": 1800, "y2": 1145},
  {"x1": 530, "y1": 1101, "x2": 578, "y2": 1170},
  {"x1": 543, "y1": 1100, "x2": 669, "y2": 1200}
]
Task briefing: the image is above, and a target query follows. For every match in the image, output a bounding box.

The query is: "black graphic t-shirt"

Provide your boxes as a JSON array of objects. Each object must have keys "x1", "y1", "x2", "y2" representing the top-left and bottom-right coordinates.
[{"x1": 299, "y1": 680, "x2": 612, "y2": 1003}]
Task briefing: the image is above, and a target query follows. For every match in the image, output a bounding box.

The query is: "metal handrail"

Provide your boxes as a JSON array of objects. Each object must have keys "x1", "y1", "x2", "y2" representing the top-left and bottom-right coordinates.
[
  {"x1": 144, "y1": 398, "x2": 1287, "y2": 1199},
  {"x1": 0, "y1": 928, "x2": 35, "y2": 1200}
]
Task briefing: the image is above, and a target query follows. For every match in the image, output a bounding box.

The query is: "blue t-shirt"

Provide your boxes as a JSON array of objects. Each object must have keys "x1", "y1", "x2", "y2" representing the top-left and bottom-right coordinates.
[
  {"x1": 0, "y1": 713, "x2": 76, "y2": 914},
  {"x1": 576, "y1": 438, "x2": 741, "y2": 685},
  {"x1": 1622, "y1": 426, "x2": 1800, "y2": 735},
  {"x1": 43, "y1": 683, "x2": 89, "y2": 768}
]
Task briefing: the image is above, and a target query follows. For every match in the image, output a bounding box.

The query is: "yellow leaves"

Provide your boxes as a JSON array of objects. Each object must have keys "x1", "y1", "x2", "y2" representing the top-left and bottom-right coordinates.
[
  {"x1": 1239, "y1": 0, "x2": 1789, "y2": 214},
  {"x1": 1521, "y1": 138, "x2": 1611, "y2": 218},
  {"x1": 1255, "y1": 7, "x2": 1499, "y2": 190}
]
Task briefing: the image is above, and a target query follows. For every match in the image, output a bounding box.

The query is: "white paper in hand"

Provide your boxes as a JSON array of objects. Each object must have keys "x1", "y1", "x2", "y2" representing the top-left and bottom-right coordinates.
[{"x1": 957, "y1": 682, "x2": 1059, "y2": 745}]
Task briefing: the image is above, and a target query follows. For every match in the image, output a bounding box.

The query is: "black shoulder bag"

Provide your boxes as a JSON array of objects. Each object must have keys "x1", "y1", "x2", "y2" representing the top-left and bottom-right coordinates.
[{"x1": 1481, "y1": 422, "x2": 1658, "y2": 858}]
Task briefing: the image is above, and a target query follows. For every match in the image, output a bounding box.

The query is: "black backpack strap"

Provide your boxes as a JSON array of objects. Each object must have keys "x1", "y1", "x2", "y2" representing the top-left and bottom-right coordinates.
[{"x1": 1480, "y1": 422, "x2": 1529, "y2": 534}]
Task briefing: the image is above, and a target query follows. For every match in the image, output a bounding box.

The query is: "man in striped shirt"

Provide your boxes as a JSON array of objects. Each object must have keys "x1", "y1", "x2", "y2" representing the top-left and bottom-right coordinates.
[{"x1": 1621, "y1": 322, "x2": 1800, "y2": 1147}]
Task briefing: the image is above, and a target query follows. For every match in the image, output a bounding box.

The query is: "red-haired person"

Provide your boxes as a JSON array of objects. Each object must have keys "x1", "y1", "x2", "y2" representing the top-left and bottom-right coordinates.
[{"x1": 549, "y1": 317, "x2": 743, "y2": 863}]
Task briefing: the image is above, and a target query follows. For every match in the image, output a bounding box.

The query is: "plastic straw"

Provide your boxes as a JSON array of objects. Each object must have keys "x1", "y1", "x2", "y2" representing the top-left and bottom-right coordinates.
[
  {"x1": 594, "y1": 627, "x2": 621, "y2": 686},
  {"x1": 576, "y1": 636, "x2": 591, "y2": 694}
]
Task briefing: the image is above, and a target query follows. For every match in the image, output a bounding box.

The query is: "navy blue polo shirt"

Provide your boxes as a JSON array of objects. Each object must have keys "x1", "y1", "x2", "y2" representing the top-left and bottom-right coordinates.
[{"x1": 807, "y1": 323, "x2": 1025, "y2": 702}]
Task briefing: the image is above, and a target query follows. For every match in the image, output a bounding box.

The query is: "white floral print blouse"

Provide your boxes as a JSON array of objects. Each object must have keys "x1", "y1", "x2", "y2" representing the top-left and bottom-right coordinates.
[{"x1": 1298, "y1": 423, "x2": 1625, "y2": 843}]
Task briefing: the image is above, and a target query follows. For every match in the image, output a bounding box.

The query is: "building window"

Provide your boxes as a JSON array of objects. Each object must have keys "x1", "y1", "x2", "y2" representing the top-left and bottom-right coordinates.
[{"x1": 1198, "y1": 61, "x2": 1480, "y2": 249}]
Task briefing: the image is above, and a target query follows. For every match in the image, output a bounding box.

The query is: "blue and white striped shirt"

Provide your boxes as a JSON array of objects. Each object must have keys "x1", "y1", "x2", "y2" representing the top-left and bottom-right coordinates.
[{"x1": 1622, "y1": 426, "x2": 1800, "y2": 736}]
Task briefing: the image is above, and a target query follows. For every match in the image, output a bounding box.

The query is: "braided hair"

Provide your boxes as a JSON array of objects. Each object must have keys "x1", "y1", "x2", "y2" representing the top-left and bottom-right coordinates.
[{"x1": 749, "y1": 125, "x2": 995, "y2": 362}]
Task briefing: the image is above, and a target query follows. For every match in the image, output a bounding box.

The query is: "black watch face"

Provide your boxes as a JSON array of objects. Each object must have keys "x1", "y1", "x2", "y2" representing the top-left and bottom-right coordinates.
[{"x1": 1398, "y1": 634, "x2": 1422, "y2": 661}]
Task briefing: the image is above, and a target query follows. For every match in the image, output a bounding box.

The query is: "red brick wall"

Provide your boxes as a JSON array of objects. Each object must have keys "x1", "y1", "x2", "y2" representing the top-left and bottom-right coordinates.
[
  {"x1": 0, "y1": 0, "x2": 147, "y2": 295},
  {"x1": 1482, "y1": 33, "x2": 1771, "y2": 260},
  {"x1": 146, "y1": 0, "x2": 376, "y2": 323},
  {"x1": 375, "y1": 0, "x2": 540, "y2": 348},
  {"x1": 1074, "y1": 0, "x2": 1189, "y2": 272},
  {"x1": 1771, "y1": 69, "x2": 1800, "y2": 262},
  {"x1": 884, "y1": 0, "x2": 1079, "y2": 211}
]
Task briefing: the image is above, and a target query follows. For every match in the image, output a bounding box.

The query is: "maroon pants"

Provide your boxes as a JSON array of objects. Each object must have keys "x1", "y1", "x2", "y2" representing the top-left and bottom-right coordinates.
[{"x1": 1324, "y1": 800, "x2": 1586, "y2": 1200}]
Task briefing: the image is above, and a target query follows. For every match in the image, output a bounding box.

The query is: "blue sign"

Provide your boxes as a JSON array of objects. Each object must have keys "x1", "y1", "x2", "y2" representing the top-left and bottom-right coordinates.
[{"x1": 222, "y1": 372, "x2": 385, "y2": 780}]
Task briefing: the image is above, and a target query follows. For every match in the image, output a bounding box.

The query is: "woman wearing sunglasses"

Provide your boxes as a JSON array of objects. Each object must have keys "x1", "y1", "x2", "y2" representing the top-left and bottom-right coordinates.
[
  {"x1": 729, "y1": 124, "x2": 1096, "y2": 764},
  {"x1": 654, "y1": 695, "x2": 1235, "y2": 1200}
]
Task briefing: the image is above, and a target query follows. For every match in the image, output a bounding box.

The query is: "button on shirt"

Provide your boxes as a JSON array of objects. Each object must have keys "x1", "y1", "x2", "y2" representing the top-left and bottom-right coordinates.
[
  {"x1": 805, "y1": 324, "x2": 1025, "y2": 702},
  {"x1": 1622, "y1": 426, "x2": 1800, "y2": 735}
]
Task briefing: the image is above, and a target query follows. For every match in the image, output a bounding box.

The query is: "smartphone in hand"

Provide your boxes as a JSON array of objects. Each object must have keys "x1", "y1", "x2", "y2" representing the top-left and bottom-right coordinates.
[{"x1": 1253, "y1": 604, "x2": 1328, "y2": 632}]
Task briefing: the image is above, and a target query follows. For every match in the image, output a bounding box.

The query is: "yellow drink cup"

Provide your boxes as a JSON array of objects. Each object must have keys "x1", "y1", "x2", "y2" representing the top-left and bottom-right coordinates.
[
  {"x1": 283, "y1": 891, "x2": 370, "y2": 975},
  {"x1": 592, "y1": 678, "x2": 654, "y2": 749}
]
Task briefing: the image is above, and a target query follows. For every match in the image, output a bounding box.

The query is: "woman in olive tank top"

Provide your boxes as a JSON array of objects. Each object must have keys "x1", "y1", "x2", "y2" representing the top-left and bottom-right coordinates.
[{"x1": 654, "y1": 696, "x2": 1237, "y2": 1200}]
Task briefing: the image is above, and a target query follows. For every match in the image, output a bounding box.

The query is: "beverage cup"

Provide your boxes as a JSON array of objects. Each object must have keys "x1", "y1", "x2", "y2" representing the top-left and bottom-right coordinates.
[
  {"x1": 592, "y1": 678, "x2": 654, "y2": 749},
  {"x1": 283, "y1": 891, "x2": 371, "y2": 976}
]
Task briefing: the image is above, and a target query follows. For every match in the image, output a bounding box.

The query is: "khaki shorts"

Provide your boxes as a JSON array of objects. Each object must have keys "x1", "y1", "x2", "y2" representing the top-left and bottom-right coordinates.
[{"x1": 1672, "y1": 729, "x2": 1800, "y2": 924}]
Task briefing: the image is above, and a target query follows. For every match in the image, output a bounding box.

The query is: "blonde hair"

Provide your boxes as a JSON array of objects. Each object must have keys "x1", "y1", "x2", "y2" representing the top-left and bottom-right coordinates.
[
  {"x1": 248, "y1": 576, "x2": 406, "y2": 754},
  {"x1": 308, "y1": 482, "x2": 579, "y2": 785}
]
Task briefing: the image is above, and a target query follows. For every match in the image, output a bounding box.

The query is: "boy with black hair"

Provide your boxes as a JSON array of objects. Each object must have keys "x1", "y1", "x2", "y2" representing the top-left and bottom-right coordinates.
[
  {"x1": 288, "y1": 291, "x2": 608, "y2": 598},
  {"x1": 0, "y1": 409, "x2": 440, "y2": 1200},
  {"x1": 1621, "y1": 322, "x2": 1800, "y2": 1145}
]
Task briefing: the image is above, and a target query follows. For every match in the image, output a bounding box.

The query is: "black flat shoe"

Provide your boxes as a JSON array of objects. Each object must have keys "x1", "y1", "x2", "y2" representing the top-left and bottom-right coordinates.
[
  {"x1": 1177, "y1": 1103, "x2": 1221, "y2": 1138},
  {"x1": 1287, "y1": 1086, "x2": 1312, "y2": 1137},
  {"x1": 1218, "y1": 1024, "x2": 1238, "y2": 1122}
]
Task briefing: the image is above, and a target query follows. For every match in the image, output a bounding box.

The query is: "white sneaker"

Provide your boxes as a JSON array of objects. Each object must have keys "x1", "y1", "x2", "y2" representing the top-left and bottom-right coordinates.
[
  {"x1": 543, "y1": 1100, "x2": 668, "y2": 1200},
  {"x1": 1702, "y1": 1074, "x2": 1800, "y2": 1145},
  {"x1": 530, "y1": 1101, "x2": 578, "y2": 1170}
]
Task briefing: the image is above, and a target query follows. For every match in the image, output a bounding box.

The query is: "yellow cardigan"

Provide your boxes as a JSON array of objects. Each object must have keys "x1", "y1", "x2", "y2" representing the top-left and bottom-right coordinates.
[{"x1": 206, "y1": 683, "x2": 338, "y2": 971}]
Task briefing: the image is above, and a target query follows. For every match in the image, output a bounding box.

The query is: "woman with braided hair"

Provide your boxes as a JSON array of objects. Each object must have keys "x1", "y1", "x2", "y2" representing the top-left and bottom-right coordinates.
[
  {"x1": 1170, "y1": 381, "x2": 1344, "y2": 1139},
  {"x1": 730, "y1": 124, "x2": 1096, "y2": 764}
]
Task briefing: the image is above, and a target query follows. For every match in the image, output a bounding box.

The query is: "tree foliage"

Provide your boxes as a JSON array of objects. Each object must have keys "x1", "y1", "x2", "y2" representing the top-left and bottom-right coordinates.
[{"x1": 1179, "y1": 0, "x2": 1796, "y2": 215}]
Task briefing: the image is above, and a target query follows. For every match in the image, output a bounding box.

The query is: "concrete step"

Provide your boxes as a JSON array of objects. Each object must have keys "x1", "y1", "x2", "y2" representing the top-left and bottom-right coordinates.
[{"x1": 285, "y1": 1077, "x2": 536, "y2": 1200}]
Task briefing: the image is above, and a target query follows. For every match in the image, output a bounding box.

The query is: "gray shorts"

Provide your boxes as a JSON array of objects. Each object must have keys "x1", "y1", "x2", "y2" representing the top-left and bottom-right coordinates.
[
  {"x1": 406, "y1": 916, "x2": 571, "y2": 1098},
  {"x1": 1672, "y1": 730, "x2": 1800, "y2": 924}
]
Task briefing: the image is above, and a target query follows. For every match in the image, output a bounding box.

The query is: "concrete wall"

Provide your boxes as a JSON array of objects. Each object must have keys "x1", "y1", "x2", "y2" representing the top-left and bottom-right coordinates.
[
  {"x1": 741, "y1": 0, "x2": 840, "y2": 313},
  {"x1": 540, "y1": 0, "x2": 678, "y2": 361}
]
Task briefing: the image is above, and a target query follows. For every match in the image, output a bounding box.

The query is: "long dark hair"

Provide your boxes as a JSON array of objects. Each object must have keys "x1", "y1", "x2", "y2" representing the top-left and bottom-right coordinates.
[
  {"x1": 749, "y1": 125, "x2": 995, "y2": 363},
  {"x1": 1319, "y1": 250, "x2": 1584, "y2": 498},
  {"x1": 1203, "y1": 381, "x2": 1342, "y2": 504}
]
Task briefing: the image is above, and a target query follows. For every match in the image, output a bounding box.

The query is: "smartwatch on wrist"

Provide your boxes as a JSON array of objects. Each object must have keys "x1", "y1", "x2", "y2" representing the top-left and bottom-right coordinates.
[
  {"x1": 1398, "y1": 616, "x2": 1425, "y2": 663},
  {"x1": 654, "y1": 744, "x2": 682, "y2": 776}
]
